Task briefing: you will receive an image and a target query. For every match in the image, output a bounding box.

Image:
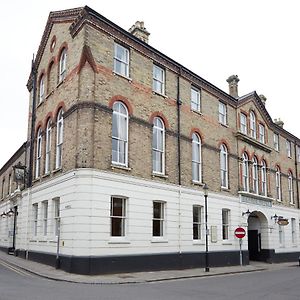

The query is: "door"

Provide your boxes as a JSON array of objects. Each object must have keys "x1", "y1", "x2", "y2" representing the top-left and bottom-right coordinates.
[{"x1": 248, "y1": 230, "x2": 260, "y2": 260}]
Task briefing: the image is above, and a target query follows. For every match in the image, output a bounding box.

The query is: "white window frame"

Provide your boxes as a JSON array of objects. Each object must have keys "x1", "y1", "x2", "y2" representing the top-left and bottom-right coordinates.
[
  {"x1": 152, "y1": 65, "x2": 165, "y2": 95},
  {"x1": 274, "y1": 133, "x2": 279, "y2": 151},
  {"x1": 32, "y1": 203, "x2": 38, "y2": 236},
  {"x1": 152, "y1": 201, "x2": 165, "y2": 237},
  {"x1": 250, "y1": 111, "x2": 256, "y2": 139},
  {"x1": 59, "y1": 48, "x2": 67, "y2": 82},
  {"x1": 152, "y1": 117, "x2": 165, "y2": 175},
  {"x1": 39, "y1": 75, "x2": 45, "y2": 104},
  {"x1": 42, "y1": 201, "x2": 48, "y2": 236},
  {"x1": 218, "y1": 102, "x2": 227, "y2": 125},
  {"x1": 288, "y1": 172, "x2": 294, "y2": 204},
  {"x1": 240, "y1": 113, "x2": 247, "y2": 134},
  {"x1": 291, "y1": 218, "x2": 296, "y2": 244},
  {"x1": 192, "y1": 133, "x2": 202, "y2": 183},
  {"x1": 275, "y1": 167, "x2": 281, "y2": 201},
  {"x1": 56, "y1": 109, "x2": 64, "y2": 169},
  {"x1": 114, "y1": 43, "x2": 129, "y2": 78},
  {"x1": 242, "y1": 153, "x2": 249, "y2": 192},
  {"x1": 110, "y1": 197, "x2": 126, "y2": 237},
  {"x1": 53, "y1": 198, "x2": 60, "y2": 237},
  {"x1": 220, "y1": 144, "x2": 228, "y2": 188},
  {"x1": 112, "y1": 101, "x2": 128, "y2": 166},
  {"x1": 297, "y1": 145, "x2": 300, "y2": 163},
  {"x1": 193, "y1": 205, "x2": 203, "y2": 240},
  {"x1": 258, "y1": 124, "x2": 265, "y2": 143},
  {"x1": 222, "y1": 209, "x2": 230, "y2": 240},
  {"x1": 35, "y1": 128, "x2": 42, "y2": 178},
  {"x1": 191, "y1": 87, "x2": 201, "y2": 112},
  {"x1": 261, "y1": 160, "x2": 267, "y2": 197},
  {"x1": 286, "y1": 140, "x2": 291, "y2": 158},
  {"x1": 45, "y1": 120, "x2": 51, "y2": 174},
  {"x1": 252, "y1": 157, "x2": 259, "y2": 194}
]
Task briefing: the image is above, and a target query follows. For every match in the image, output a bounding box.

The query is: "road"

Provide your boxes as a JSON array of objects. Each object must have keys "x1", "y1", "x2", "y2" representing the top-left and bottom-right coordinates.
[{"x1": 0, "y1": 261, "x2": 300, "y2": 300}]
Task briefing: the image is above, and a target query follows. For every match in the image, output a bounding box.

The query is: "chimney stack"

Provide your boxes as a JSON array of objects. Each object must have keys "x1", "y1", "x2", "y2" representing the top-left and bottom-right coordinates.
[
  {"x1": 274, "y1": 118, "x2": 284, "y2": 128},
  {"x1": 226, "y1": 75, "x2": 239, "y2": 98},
  {"x1": 129, "y1": 21, "x2": 150, "y2": 44},
  {"x1": 259, "y1": 94, "x2": 267, "y2": 106}
]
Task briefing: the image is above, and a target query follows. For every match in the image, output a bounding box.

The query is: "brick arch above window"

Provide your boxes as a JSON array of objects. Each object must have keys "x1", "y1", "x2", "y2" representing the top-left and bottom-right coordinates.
[
  {"x1": 275, "y1": 164, "x2": 281, "y2": 172},
  {"x1": 57, "y1": 42, "x2": 68, "y2": 60},
  {"x1": 38, "y1": 69, "x2": 46, "y2": 83},
  {"x1": 149, "y1": 111, "x2": 169, "y2": 129},
  {"x1": 54, "y1": 102, "x2": 66, "y2": 120},
  {"x1": 217, "y1": 139, "x2": 231, "y2": 153},
  {"x1": 50, "y1": 35, "x2": 57, "y2": 53},
  {"x1": 108, "y1": 95, "x2": 133, "y2": 116},
  {"x1": 35, "y1": 122, "x2": 43, "y2": 136},
  {"x1": 287, "y1": 168, "x2": 294, "y2": 176},
  {"x1": 189, "y1": 128, "x2": 204, "y2": 143},
  {"x1": 43, "y1": 112, "x2": 54, "y2": 129},
  {"x1": 240, "y1": 147, "x2": 251, "y2": 158}
]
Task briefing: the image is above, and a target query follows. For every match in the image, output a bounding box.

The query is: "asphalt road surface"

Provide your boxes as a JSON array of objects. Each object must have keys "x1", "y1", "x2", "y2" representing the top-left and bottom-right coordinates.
[{"x1": 0, "y1": 261, "x2": 299, "y2": 300}]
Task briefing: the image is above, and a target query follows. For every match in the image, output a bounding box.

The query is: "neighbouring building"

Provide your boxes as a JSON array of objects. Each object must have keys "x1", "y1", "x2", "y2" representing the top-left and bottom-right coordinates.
[{"x1": 0, "y1": 6, "x2": 299, "y2": 275}]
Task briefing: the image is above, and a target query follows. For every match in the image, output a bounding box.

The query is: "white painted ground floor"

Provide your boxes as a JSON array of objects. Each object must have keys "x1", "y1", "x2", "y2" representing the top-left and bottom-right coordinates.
[{"x1": 0, "y1": 169, "x2": 299, "y2": 274}]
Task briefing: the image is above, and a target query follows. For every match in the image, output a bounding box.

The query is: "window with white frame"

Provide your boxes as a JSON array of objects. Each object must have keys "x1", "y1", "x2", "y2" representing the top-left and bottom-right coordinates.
[
  {"x1": 8, "y1": 174, "x2": 11, "y2": 195},
  {"x1": 250, "y1": 111, "x2": 256, "y2": 139},
  {"x1": 42, "y1": 201, "x2": 48, "y2": 236},
  {"x1": 291, "y1": 218, "x2": 296, "y2": 244},
  {"x1": 242, "y1": 153, "x2": 249, "y2": 192},
  {"x1": 193, "y1": 205, "x2": 202, "y2": 240},
  {"x1": 192, "y1": 133, "x2": 201, "y2": 182},
  {"x1": 191, "y1": 87, "x2": 201, "y2": 112},
  {"x1": 261, "y1": 160, "x2": 267, "y2": 197},
  {"x1": 152, "y1": 65, "x2": 165, "y2": 95},
  {"x1": 153, "y1": 201, "x2": 165, "y2": 237},
  {"x1": 222, "y1": 209, "x2": 230, "y2": 240},
  {"x1": 218, "y1": 102, "x2": 227, "y2": 125},
  {"x1": 39, "y1": 75, "x2": 45, "y2": 104},
  {"x1": 59, "y1": 48, "x2": 67, "y2": 82},
  {"x1": 279, "y1": 225, "x2": 284, "y2": 246},
  {"x1": 114, "y1": 43, "x2": 129, "y2": 77},
  {"x1": 152, "y1": 117, "x2": 165, "y2": 174},
  {"x1": 240, "y1": 113, "x2": 247, "y2": 134},
  {"x1": 32, "y1": 203, "x2": 38, "y2": 236},
  {"x1": 110, "y1": 197, "x2": 126, "y2": 237},
  {"x1": 252, "y1": 157, "x2": 258, "y2": 194},
  {"x1": 220, "y1": 144, "x2": 228, "y2": 188},
  {"x1": 259, "y1": 124, "x2": 265, "y2": 143},
  {"x1": 45, "y1": 120, "x2": 51, "y2": 174},
  {"x1": 286, "y1": 140, "x2": 292, "y2": 158},
  {"x1": 297, "y1": 145, "x2": 300, "y2": 162},
  {"x1": 288, "y1": 172, "x2": 294, "y2": 204},
  {"x1": 274, "y1": 133, "x2": 279, "y2": 151},
  {"x1": 35, "y1": 128, "x2": 42, "y2": 178},
  {"x1": 275, "y1": 167, "x2": 281, "y2": 201},
  {"x1": 53, "y1": 198, "x2": 60, "y2": 236},
  {"x1": 112, "y1": 101, "x2": 128, "y2": 166},
  {"x1": 56, "y1": 109, "x2": 64, "y2": 169}
]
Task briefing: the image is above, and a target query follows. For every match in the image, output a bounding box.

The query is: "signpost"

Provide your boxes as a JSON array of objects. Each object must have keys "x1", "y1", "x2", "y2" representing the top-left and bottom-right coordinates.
[{"x1": 234, "y1": 227, "x2": 246, "y2": 266}]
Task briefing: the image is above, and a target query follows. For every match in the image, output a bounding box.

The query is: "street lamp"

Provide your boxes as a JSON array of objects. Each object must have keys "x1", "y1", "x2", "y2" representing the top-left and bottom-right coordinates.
[{"x1": 203, "y1": 183, "x2": 209, "y2": 272}]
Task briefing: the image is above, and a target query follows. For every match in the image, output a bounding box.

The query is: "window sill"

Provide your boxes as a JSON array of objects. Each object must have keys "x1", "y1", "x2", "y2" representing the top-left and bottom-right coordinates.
[
  {"x1": 193, "y1": 240, "x2": 205, "y2": 245},
  {"x1": 56, "y1": 79, "x2": 65, "y2": 88},
  {"x1": 113, "y1": 71, "x2": 132, "y2": 82},
  {"x1": 221, "y1": 186, "x2": 230, "y2": 192},
  {"x1": 29, "y1": 239, "x2": 37, "y2": 243},
  {"x1": 219, "y1": 122, "x2": 228, "y2": 128},
  {"x1": 152, "y1": 172, "x2": 168, "y2": 179},
  {"x1": 37, "y1": 100, "x2": 44, "y2": 108},
  {"x1": 45, "y1": 91, "x2": 54, "y2": 99},
  {"x1": 222, "y1": 241, "x2": 232, "y2": 245},
  {"x1": 192, "y1": 180, "x2": 204, "y2": 186},
  {"x1": 52, "y1": 168, "x2": 62, "y2": 174},
  {"x1": 152, "y1": 91, "x2": 167, "y2": 98},
  {"x1": 111, "y1": 164, "x2": 131, "y2": 171},
  {"x1": 191, "y1": 109, "x2": 202, "y2": 116},
  {"x1": 108, "y1": 238, "x2": 131, "y2": 244},
  {"x1": 42, "y1": 173, "x2": 51, "y2": 178},
  {"x1": 151, "y1": 238, "x2": 168, "y2": 243}
]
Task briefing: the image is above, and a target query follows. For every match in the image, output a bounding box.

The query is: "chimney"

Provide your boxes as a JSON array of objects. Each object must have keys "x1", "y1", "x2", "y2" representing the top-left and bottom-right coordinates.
[
  {"x1": 274, "y1": 118, "x2": 284, "y2": 128},
  {"x1": 129, "y1": 21, "x2": 150, "y2": 44},
  {"x1": 226, "y1": 75, "x2": 239, "y2": 98},
  {"x1": 259, "y1": 94, "x2": 267, "y2": 106}
]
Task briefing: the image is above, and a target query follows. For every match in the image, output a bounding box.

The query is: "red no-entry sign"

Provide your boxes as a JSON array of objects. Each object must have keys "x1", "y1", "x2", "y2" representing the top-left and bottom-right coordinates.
[{"x1": 234, "y1": 227, "x2": 246, "y2": 239}]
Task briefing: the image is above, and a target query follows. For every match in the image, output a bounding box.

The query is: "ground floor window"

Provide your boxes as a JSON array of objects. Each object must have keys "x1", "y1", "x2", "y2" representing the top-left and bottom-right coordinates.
[
  {"x1": 153, "y1": 201, "x2": 165, "y2": 237},
  {"x1": 193, "y1": 205, "x2": 202, "y2": 240},
  {"x1": 222, "y1": 209, "x2": 230, "y2": 240},
  {"x1": 110, "y1": 197, "x2": 126, "y2": 236}
]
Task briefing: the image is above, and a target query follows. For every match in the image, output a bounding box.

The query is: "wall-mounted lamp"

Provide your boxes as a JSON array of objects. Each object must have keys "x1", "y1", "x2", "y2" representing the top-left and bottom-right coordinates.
[
  {"x1": 1, "y1": 212, "x2": 6, "y2": 218},
  {"x1": 242, "y1": 209, "x2": 252, "y2": 217},
  {"x1": 271, "y1": 214, "x2": 280, "y2": 222},
  {"x1": 7, "y1": 209, "x2": 14, "y2": 217}
]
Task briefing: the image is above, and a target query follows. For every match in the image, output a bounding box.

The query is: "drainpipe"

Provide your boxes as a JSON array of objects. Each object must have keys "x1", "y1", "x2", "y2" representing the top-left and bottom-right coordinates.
[
  {"x1": 294, "y1": 141, "x2": 299, "y2": 208},
  {"x1": 27, "y1": 55, "x2": 37, "y2": 188},
  {"x1": 176, "y1": 70, "x2": 182, "y2": 185}
]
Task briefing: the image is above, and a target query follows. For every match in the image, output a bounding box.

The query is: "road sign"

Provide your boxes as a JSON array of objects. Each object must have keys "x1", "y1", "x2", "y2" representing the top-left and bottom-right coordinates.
[{"x1": 234, "y1": 227, "x2": 246, "y2": 239}]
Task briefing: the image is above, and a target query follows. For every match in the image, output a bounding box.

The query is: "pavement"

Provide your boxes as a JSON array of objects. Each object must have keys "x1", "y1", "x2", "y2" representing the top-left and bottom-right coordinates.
[{"x1": 0, "y1": 251, "x2": 297, "y2": 285}]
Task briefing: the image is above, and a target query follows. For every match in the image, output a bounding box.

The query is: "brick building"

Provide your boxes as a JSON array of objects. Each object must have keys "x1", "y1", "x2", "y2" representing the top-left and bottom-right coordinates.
[{"x1": 0, "y1": 6, "x2": 299, "y2": 274}]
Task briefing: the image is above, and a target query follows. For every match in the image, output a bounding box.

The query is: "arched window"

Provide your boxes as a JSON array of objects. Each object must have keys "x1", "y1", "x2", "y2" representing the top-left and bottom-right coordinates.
[
  {"x1": 39, "y1": 75, "x2": 45, "y2": 104},
  {"x1": 242, "y1": 153, "x2": 249, "y2": 191},
  {"x1": 152, "y1": 117, "x2": 165, "y2": 174},
  {"x1": 45, "y1": 120, "x2": 51, "y2": 174},
  {"x1": 59, "y1": 48, "x2": 67, "y2": 82},
  {"x1": 261, "y1": 160, "x2": 267, "y2": 197},
  {"x1": 220, "y1": 144, "x2": 228, "y2": 188},
  {"x1": 250, "y1": 111, "x2": 256, "y2": 139},
  {"x1": 56, "y1": 109, "x2": 64, "y2": 169},
  {"x1": 47, "y1": 61, "x2": 55, "y2": 93},
  {"x1": 288, "y1": 172, "x2": 294, "y2": 204},
  {"x1": 275, "y1": 166, "x2": 281, "y2": 201},
  {"x1": 35, "y1": 128, "x2": 42, "y2": 178},
  {"x1": 192, "y1": 133, "x2": 202, "y2": 182},
  {"x1": 252, "y1": 156, "x2": 258, "y2": 194},
  {"x1": 112, "y1": 101, "x2": 128, "y2": 166}
]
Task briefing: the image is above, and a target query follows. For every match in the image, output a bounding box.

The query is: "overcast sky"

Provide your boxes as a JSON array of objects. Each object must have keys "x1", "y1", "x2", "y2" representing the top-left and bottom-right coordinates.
[{"x1": 0, "y1": 0, "x2": 299, "y2": 168}]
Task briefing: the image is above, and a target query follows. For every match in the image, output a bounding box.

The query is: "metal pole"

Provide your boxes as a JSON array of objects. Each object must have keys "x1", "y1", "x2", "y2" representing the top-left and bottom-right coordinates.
[
  {"x1": 205, "y1": 193, "x2": 209, "y2": 272},
  {"x1": 55, "y1": 218, "x2": 61, "y2": 269},
  {"x1": 239, "y1": 238, "x2": 243, "y2": 266}
]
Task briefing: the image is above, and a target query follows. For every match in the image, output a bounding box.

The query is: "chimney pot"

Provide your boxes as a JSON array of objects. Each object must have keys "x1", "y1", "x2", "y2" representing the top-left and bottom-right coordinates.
[
  {"x1": 259, "y1": 94, "x2": 267, "y2": 106},
  {"x1": 274, "y1": 118, "x2": 284, "y2": 128},
  {"x1": 226, "y1": 75, "x2": 239, "y2": 98},
  {"x1": 129, "y1": 21, "x2": 150, "y2": 44}
]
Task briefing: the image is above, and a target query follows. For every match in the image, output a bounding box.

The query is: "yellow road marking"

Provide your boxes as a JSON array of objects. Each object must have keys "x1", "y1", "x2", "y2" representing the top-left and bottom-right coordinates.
[{"x1": 0, "y1": 260, "x2": 33, "y2": 277}]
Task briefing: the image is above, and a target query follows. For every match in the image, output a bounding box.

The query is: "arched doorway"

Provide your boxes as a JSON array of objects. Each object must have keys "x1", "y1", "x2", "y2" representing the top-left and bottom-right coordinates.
[{"x1": 247, "y1": 211, "x2": 269, "y2": 261}]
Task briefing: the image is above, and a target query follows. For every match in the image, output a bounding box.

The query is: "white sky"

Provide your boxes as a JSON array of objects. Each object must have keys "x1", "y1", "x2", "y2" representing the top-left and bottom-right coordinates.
[{"x1": 0, "y1": 0, "x2": 299, "y2": 168}]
